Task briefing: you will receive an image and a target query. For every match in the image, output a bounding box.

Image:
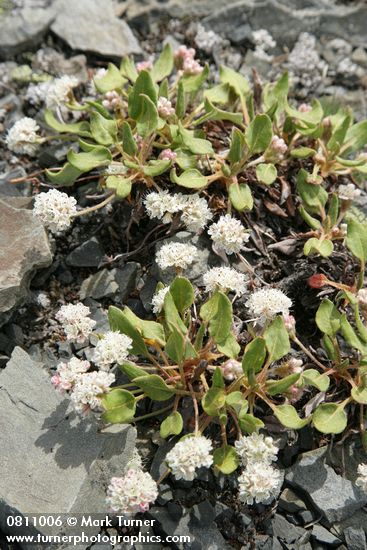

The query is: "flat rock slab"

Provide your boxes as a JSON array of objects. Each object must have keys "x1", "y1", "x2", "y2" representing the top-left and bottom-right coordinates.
[
  {"x1": 0, "y1": 199, "x2": 52, "y2": 327},
  {"x1": 0, "y1": 347, "x2": 136, "y2": 550},
  {"x1": 51, "y1": 0, "x2": 141, "y2": 58},
  {"x1": 286, "y1": 447, "x2": 367, "y2": 524}
]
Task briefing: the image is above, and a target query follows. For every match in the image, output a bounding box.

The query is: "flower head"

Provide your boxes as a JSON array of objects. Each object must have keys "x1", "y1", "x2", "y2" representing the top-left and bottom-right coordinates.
[
  {"x1": 180, "y1": 195, "x2": 213, "y2": 232},
  {"x1": 238, "y1": 462, "x2": 282, "y2": 504},
  {"x1": 288, "y1": 358, "x2": 303, "y2": 373},
  {"x1": 208, "y1": 215, "x2": 249, "y2": 255},
  {"x1": 70, "y1": 370, "x2": 115, "y2": 414},
  {"x1": 136, "y1": 60, "x2": 153, "y2": 73},
  {"x1": 55, "y1": 303, "x2": 96, "y2": 343},
  {"x1": 299, "y1": 103, "x2": 312, "y2": 113},
  {"x1": 221, "y1": 359, "x2": 243, "y2": 381},
  {"x1": 357, "y1": 289, "x2": 367, "y2": 307},
  {"x1": 144, "y1": 190, "x2": 183, "y2": 224},
  {"x1": 6, "y1": 117, "x2": 40, "y2": 156},
  {"x1": 246, "y1": 288, "x2": 292, "y2": 320},
  {"x1": 102, "y1": 90, "x2": 122, "y2": 110},
  {"x1": 166, "y1": 435, "x2": 213, "y2": 481},
  {"x1": 156, "y1": 242, "x2": 198, "y2": 271},
  {"x1": 51, "y1": 357, "x2": 90, "y2": 392},
  {"x1": 203, "y1": 266, "x2": 247, "y2": 296},
  {"x1": 283, "y1": 314, "x2": 296, "y2": 334},
  {"x1": 235, "y1": 433, "x2": 278, "y2": 466},
  {"x1": 33, "y1": 189, "x2": 77, "y2": 233},
  {"x1": 356, "y1": 463, "x2": 367, "y2": 492},
  {"x1": 338, "y1": 183, "x2": 361, "y2": 201},
  {"x1": 106, "y1": 470, "x2": 158, "y2": 515},
  {"x1": 151, "y1": 287, "x2": 170, "y2": 314},
  {"x1": 175, "y1": 45, "x2": 196, "y2": 61},
  {"x1": 270, "y1": 135, "x2": 287, "y2": 155},
  {"x1": 93, "y1": 331, "x2": 132, "y2": 370},
  {"x1": 159, "y1": 148, "x2": 177, "y2": 161},
  {"x1": 157, "y1": 96, "x2": 175, "y2": 118},
  {"x1": 46, "y1": 75, "x2": 79, "y2": 109},
  {"x1": 183, "y1": 57, "x2": 203, "y2": 75}
]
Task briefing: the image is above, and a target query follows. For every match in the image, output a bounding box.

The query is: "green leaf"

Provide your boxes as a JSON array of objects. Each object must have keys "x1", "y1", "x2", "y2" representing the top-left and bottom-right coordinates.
[
  {"x1": 304, "y1": 238, "x2": 334, "y2": 258},
  {"x1": 108, "y1": 306, "x2": 149, "y2": 357},
  {"x1": 297, "y1": 169, "x2": 328, "y2": 212},
  {"x1": 256, "y1": 163, "x2": 277, "y2": 185},
  {"x1": 163, "y1": 291, "x2": 188, "y2": 335},
  {"x1": 238, "y1": 413, "x2": 264, "y2": 434},
  {"x1": 264, "y1": 317, "x2": 290, "y2": 363},
  {"x1": 351, "y1": 386, "x2": 367, "y2": 404},
  {"x1": 302, "y1": 369, "x2": 330, "y2": 392},
  {"x1": 169, "y1": 277, "x2": 195, "y2": 313},
  {"x1": 290, "y1": 147, "x2": 316, "y2": 159},
  {"x1": 175, "y1": 80, "x2": 186, "y2": 118},
  {"x1": 341, "y1": 314, "x2": 367, "y2": 353},
  {"x1": 101, "y1": 389, "x2": 136, "y2": 424},
  {"x1": 46, "y1": 163, "x2": 82, "y2": 186},
  {"x1": 133, "y1": 374, "x2": 175, "y2": 401},
  {"x1": 298, "y1": 206, "x2": 322, "y2": 230},
  {"x1": 93, "y1": 63, "x2": 125, "y2": 93},
  {"x1": 120, "y1": 56, "x2": 138, "y2": 82},
  {"x1": 217, "y1": 332, "x2": 241, "y2": 359},
  {"x1": 209, "y1": 292, "x2": 233, "y2": 345},
  {"x1": 219, "y1": 65, "x2": 249, "y2": 98},
  {"x1": 242, "y1": 337, "x2": 267, "y2": 376},
  {"x1": 128, "y1": 70, "x2": 157, "y2": 120},
  {"x1": 312, "y1": 403, "x2": 347, "y2": 434},
  {"x1": 213, "y1": 445, "x2": 239, "y2": 474},
  {"x1": 170, "y1": 168, "x2": 207, "y2": 189},
  {"x1": 286, "y1": 99, "x2": 323, "y2": 126},
  {"x1": 273, "y1": 404, "x2": 310, "y2": 429},
  {"x1": 122, "y1": 306, "x2": 166, "y2": 346},
  {"x1": 200, "y1": 292, "x2": 221, "y2": 323},
  {"x1": 344, "y1": 120, "x2": 367, "y2": 153},
  {"x1": 67, "y1": 146, "x2": 112, "y2": 172},
  {"x1": 263, "y1": 72, "x2": 289, "y2": 115},
  {"x1": 165, "y1": 328, "x2": 185, "y2": 364},
  {"x1": 198, "y1": 97, "x2": 242, "y2": 125},
  {"x1": 225, "y1": 392, "x2": 247, "y2": 414},
  {"x1": 178, "y1": 125, "x2": 214, "y2": 155},
  {"x1": 181, "y1": 63, "x2": 209, "y2": 93},
  {"x1": 119, "y1": 362, "x2": 147, "y2": 380},
  {"x1": 246, "y1": 114, "x2": 273, "y2": 154},
  {"x1": 228, "y1": 127, "x2": 245, "y2": 165},
  {"x1": 151, "y1": 44, "x2": 174, "y2": 82},
  {"x1": 143, "y1": 159, "x2": 171, "y2": 177},
  {"x1": 44, "y1": 110, "x2": 90, "y2": 136},
  {"x1": 228, "y1": 182, "x2": 253, "y2": 211},
  {"x1": 202, "y1": 387, "x2": 226, "y2": 416},
  {"x1": 346, "y1": 219, "x2": 367, "y2": 265},
  {"x1": 266, "y1": 373, "x2": 300, "y2": 396},
  {"x1": 121, "y1": 121, "x2": 138, "y2": 155},
  {"x1": 212, "y1": 367, "x2": 225, "y2": 389},
  {"x1": 136, "y1": 94, "x2": 159, "y2": 137},
  {"x1": 106, "y1": 175, "x2": 132, "y2": 198},
  {"x1": 316, "y1": 299, "x2": 341, "y2": 336},
  {"x1": 90, "y1": 112, "x2": 117, "y2": 145},
  {"x1": 160, "y1": 411, "x2": 183, "y2": 438},
  {"x1": 204, "y1": 83, "x2": 231, "y2": 104}
]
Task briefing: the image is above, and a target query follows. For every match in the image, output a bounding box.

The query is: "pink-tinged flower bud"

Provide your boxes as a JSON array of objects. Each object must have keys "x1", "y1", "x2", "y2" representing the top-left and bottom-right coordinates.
[
  {"x1": 136, "y1": 60, "x2": 153, "y2": 73},
  {"x1": 288, "y1": 358, "x2": 303, "y2": 373},
  {"x1": 283, "y1": 314, "x2": 296, "y2": 333},
  {"x1": 159, "y1": 148, "x2": 177, "y2": 161},
  {"x1": 299, "y1": 103, "x2": 312, "y2": 113},
  {"x1": 289, "y1": 385, "x2": 304, "y2": 402},
  {"x1": 175, "y1": 45, "x2": 196, "y2": 60},
  {"x1": 308, "y1": 274, "x2": 328, "y2": 289},
  {"x1": 51, "y1": 374, "x2": 61, "y2": 388},
  {"x1": 271, "y1": 135, "x2": 287, "y2": 155},
  {"x1": 221, "y1": 359, "x2": 243, "y2": 381},
  {"x1": 183, "y1": 56, "x2": 203, "y2": 75},
  {"x1": 357, "y1": 289, "x2": 367, "y2": 307},
  {"x1": 157, "y1": 96, "x2": 175, "y2": 118}
]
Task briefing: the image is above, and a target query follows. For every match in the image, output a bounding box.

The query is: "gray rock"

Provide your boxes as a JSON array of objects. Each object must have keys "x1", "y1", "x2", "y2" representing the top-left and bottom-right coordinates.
[
  {"x1": 51, "y1": 0, "x2": 141, "y2": 58},
  {"x1": 286, "y1": 447, "x2": 367, "y2": 523},
  {"x1": 271, "y1": 514, "x2": 308, "y2": 544},
  {"x1": 79, "y1": 263, "x2": 139, "y2": 301},
  {"x1": 0, "y1": 165, "x2": 28, "y2": 197},
  {"x1": 344, "y1": 527, "x2": 367, "y2": 550},
  {"x1": 325, "y1": 437, "x2": 367, "y2": 483},
  {"x1": 32, "y1": 47, "x2": 88, "y2": 81},
  {"x1": 0, "y1": 347, "x2": 136, "y2": 550},
  {"x1": 311, "y1": 524, "x2": 341, "y2": 547},
  {"x1": 278, "y1": 488, "x2": 307, "y2": 514},
  {"x1": 333, "y1": 508, "x2": 367, "y2": 538},
  {"x1": 0, "y1": 2, "x2": 55, "y2": 58},
  {"x1": 0, "y1": 199, "x2": 52, "y2": 327},
  {"x1": 66, "y1": 237, "x2": 105, "y2": 268}
]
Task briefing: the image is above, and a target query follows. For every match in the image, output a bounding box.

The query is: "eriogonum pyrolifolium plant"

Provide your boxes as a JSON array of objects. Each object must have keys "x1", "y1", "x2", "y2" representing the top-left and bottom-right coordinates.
[{"x1": 13, "y1": 43, "x2": 367, "y2": 513}]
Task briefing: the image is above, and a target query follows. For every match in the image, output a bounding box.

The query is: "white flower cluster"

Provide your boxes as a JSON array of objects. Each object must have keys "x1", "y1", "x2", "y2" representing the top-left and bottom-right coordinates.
[
  {"x1": 270, "y1": 135, "x2": 287, "y2": 155},
  {"x1": 203, "y1": 266, "x2": 247, "y2": 296},
  {"x1": 70, "y1": 370, "x2": 115, "y2": 414},
  {"x1": 36, "y1": 292, "x2": 51, "y2": 308},
  {"x1": 338, "y1": 183, "x2": 361, "y2": 201},
  {"x1": 6, "y1": 117, "x2": 40, "y2": 156},
  {"x1": 136, "y1": 60, "x2": 153, "y2": 73},
  {"x1": 208, "y1": 215, "x2": 249, "y2": 255},
  {"x1": 174, "y1": 45, "x2": 203, "y2": 75},
  {"x1": 252, "y1": 29, "x2": 276, "y2": 61},
  {"x1": 106, "y1": 470, "x2": 158, "y2": 515},
  {"x1": 159, "y1": 148, "x2": 177, "y2": 161},
  {"x1": 26, "y1": 80, "x2": 52, "y2": 106},
  {"x1": 33, "y1": 189, "x2": 77, "y2": 233},
  {"x1": 287, "y1": 33, "x2": 327, "y2": 92},
  {"x1": 144, "y1": 191, "x2": 212, "y2": 232},
  {"x1": 51, "y1": 357, "x2": 91, "y2": 392},
  {"x1": 194, "y1": 23, "x2": 223, "y2": 54},
  {"x1": 220, "y1": 359, "x2": 243, "y2": 381},
  {"x1": 236, "y1": 433, "x2": 281, "y2": 504},
  {"x1": 356, "y1": 463, "x2": 367, "y2": 492},
  {"x1": 102, "y1": 91, "x2": 122, "y2": 110},
  {"x1": 151, "y1": 287, "x2": 170, "y2": 314},
  {"x1": 46, "y1": 75, "x2": 79, "y2": 110},
  {"x1": 156, "y1": 242, "x2": 198, "y2": 271},
  {"x1": 93, "y1": 331, "x2": 132, "y2": 370},
  {"x1": 55, "y1": 303, "x2": 96, "y2": 343},
  {"x1": 166, "y1": 436, "x2": 213, "y2": 481},
  {"x1": 157, "y1": 96, "x2": 175, "y2": 118},
  {"x1": 246, "y1": 288, "x2": 292, "y2": 320}
]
